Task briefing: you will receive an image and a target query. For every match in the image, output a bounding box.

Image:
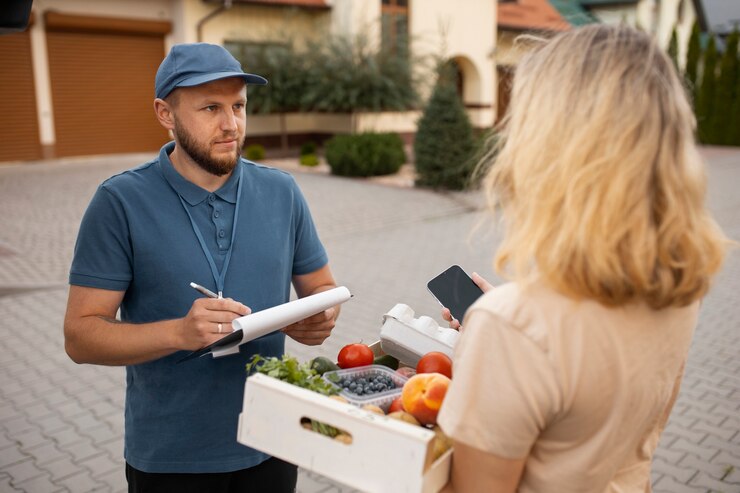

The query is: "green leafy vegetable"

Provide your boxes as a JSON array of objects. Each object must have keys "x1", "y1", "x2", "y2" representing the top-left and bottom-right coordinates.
[{"x1": 246, "y1": 354, "x2": 339, "y2": 396}]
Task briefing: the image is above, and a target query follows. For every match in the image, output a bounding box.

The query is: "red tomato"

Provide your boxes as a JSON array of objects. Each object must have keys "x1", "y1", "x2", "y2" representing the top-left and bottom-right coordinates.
[
  {"x1": 416, "y1": 352, "x2": 453, "y2": 379},
  {"x1": 337, "y1": 343, "x2": 374, "y2": 369},
  {"x1": 388, "y1": 396, "x2": 405, "y2": 413}
]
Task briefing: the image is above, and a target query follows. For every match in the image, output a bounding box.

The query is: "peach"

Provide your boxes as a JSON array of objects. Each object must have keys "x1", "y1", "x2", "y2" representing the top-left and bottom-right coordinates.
[{"x1": 401, "y1": 373, "x2": 451, "y2": 426}]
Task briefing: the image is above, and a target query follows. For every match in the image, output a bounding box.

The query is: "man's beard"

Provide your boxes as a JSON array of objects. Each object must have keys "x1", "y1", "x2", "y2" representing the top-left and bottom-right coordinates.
[{"x1": 173, "y1": 118, "x2": 244, "y2": 177}]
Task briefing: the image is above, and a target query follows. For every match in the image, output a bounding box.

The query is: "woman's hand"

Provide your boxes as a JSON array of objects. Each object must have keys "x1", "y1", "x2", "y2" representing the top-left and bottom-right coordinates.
[{"x1": 441, "y1": 272, "x2": 494, "y2": 330}]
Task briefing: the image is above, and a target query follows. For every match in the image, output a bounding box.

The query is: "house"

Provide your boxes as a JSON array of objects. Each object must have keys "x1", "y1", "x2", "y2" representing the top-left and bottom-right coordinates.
[
  {"x1": 495, "y1": 0, "x2": 573, "y2": 121},
  {"x1": 0, "y1": 0, "x2": 496, "y2": 162},
  {"x1": 580, "y1": 0, "x2": 708, "y2": 66}
]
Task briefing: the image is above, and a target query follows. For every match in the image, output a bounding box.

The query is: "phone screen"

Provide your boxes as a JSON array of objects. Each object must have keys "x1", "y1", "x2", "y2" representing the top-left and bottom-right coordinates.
[{"x1": 427, "y1": 265, "x2": 484, "y2": 323}]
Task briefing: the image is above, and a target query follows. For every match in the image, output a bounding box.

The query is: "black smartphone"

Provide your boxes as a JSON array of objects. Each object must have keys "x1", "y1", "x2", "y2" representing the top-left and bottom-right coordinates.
[{"x1": 427, "y1": 265, "x2": 484, "y2": 323}]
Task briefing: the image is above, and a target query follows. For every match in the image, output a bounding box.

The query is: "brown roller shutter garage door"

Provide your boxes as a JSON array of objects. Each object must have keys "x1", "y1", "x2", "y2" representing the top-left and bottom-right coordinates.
[
  {"x1": 0, "y1": 28, "x2": 42, "y2": 161},
  {"x1": 45, "y1": 13, "x2": 171, "y2": 157}
]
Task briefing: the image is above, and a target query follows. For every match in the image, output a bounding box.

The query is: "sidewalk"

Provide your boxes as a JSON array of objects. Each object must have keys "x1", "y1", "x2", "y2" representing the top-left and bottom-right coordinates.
[{"x1": 0, "y1": 149, "x2": 738, "y2": 492}]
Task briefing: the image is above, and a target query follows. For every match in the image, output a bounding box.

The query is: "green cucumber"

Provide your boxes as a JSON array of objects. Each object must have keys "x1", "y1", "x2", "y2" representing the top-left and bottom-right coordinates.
[
  {"x1": 310, "y1": 356, "x2": 340, "y2": 375},
  {"x1": 373, "y1": 354, "x2": 399, "y2": 370}
]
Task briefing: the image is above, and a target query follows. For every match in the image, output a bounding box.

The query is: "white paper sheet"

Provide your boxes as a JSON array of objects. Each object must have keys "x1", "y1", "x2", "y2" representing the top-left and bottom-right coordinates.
[{"x1": 211, "y1": 286, "x2": 352, "y2": 358}]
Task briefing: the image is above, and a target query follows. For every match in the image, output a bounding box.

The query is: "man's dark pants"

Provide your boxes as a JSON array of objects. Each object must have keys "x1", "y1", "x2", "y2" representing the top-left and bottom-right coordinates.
[{"x1": 126, "y1": 457, "x2": 298, "y2": 492}]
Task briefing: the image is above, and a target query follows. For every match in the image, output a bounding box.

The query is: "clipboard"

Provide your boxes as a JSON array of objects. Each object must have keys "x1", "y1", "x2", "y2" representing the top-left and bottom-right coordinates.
[
  {"x1": 177, "y1": 286, "x2": 352, "y2": 363},
  {"x1": 176, "y1": 329, "x2": 244, "y2": 363}
]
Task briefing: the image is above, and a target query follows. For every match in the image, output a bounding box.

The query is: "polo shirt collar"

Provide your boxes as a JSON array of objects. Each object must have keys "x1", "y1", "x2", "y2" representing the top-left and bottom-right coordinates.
[{"x1": 158, "y1": 141, "x2": 241, "y2": 206}]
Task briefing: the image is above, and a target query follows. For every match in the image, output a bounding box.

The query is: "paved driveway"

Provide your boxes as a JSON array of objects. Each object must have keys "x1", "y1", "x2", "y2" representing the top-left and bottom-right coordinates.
[{"x1": 0, "y1": 148, "x2": 738, "y2": 492}]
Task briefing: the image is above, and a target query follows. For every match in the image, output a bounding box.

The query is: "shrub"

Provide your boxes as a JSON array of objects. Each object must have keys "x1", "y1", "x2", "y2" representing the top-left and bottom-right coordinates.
[
  {"x1": 244, "y1": 144, "x2": 266, "y2": 161},
  {"x1": 300, "y1": 141, "x2": 317, "y2": 156},
  {"x1": 325, "y1": 133, "x2": 406, "y2": 177},
  {"x1": 299, "y1": 153, "x2": 320, "y2": 167},
  {"x1": 414, "y1": 63, "x2": 476, "y2": 190},
  {"x1": 697, "y1": 36, "x2": 718, "y2": 144}
]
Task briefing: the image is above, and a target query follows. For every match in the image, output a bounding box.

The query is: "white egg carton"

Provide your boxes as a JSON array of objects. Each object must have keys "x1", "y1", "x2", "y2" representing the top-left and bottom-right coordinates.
[{"x1": 379, "y1": 304, "x2": 460, "y2": 367}]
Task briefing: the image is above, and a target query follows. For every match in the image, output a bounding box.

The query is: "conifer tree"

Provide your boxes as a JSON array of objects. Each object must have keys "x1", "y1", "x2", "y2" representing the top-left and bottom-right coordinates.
[
  {"x1": 697, "y1": 36, "x2": 718, "y2": 144},
  {"x1": 414, "y1": 62, "x2": 476, "y2": 190},
  {"x1": 728, "y1": 73, "x2": 740, "y2": 146},
  {"x1": 685, "y1": 21, "x2": 701, "y2": 101},
  {"x1": 712, "y1": 30, "x2": 739, "y2": 145},
  {"x1": 668, "y1": 27, "x2": 680, "y2": 73}
]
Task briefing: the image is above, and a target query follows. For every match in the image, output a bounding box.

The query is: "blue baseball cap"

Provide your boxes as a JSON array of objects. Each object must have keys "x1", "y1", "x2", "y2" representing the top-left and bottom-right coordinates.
[{"x1": 155, "y1": 42, "x2": 267, "y2": 100}]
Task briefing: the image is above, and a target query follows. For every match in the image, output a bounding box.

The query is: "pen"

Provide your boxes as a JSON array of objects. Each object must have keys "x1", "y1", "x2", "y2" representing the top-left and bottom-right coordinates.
[{"x1": 190, "y1": 282, "x2": 219, "y2": 299}]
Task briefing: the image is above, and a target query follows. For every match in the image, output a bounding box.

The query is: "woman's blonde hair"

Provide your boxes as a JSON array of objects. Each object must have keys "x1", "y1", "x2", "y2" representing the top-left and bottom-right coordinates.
[{"x1": 484, "y1": 24, "x2": 727, "y2": 309}]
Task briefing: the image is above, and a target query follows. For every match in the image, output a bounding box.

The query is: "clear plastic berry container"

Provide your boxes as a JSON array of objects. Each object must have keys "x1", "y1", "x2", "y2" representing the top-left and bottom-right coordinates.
[{"x1": 322, "y1": 364, "x2": 409, "y2": 412}]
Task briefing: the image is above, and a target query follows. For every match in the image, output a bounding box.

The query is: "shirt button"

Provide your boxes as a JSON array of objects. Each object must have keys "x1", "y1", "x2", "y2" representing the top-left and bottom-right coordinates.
[
  {"x1": 214, "y1": 211, "x2": 220, "y2": 218},
  {"x1": 219, "y1": 230, "x2": 225, "y2": 238},
  {"x1": 208, "y1": 194, "x2": 215, "y2": 203}
]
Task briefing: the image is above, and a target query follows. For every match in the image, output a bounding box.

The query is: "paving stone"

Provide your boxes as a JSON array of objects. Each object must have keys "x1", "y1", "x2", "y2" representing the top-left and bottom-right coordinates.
[
  {"x1": 0, "y1": 475, "x2": 22, "y2": 492},
  {"x1": 0, "y1": 432, "x2": 15, "y2": 450},
  {"x1": 663, "y1": 427, "x2": 709, "y2": 448},
  {"x1": 678, "y1": 453, "x2": 731, "y2": 481},
  {"x1": 53, "y1": 400, "x2": 88, "y2": 420},
  {"x1": 68, "y1": 412, "x2": 107, "y2": 435},
  {"x1": 21, "y1": 402, "x2": 54, "y2": 422},
  {"x1": 724, "y1": 466, "x2": 740, "y2": 484},
  {"x1": 49, "y1": 428, "x2": 86, "y2": 448},
  {"x1": 4, "y1": 457, "x2": 45, "y2": 485},
  {"x1": 43, "y1": 456, "x2": 84, "y2": 482},
  {"x1": 62, "y1": 439, "x2": 101, "y2": 463},
  {"x1": 53, "y1": 470, "x2": 105, "y2": 493},
  {"x1": 34, "y1": 415, "x2": 69, "y2": 436},
  {"x1": 97, "y1": 438, "x2": 123, "y2": 460},
  {"x1": 689, "y1": 471, "x2": 737, "y2": 491},
  {"x1": 25, "y1": 440, "x2": 70, "y2": 466},
  {"x1": 652, "y1": 475, "x2": 707, "y2": 493},
  {"x1": 79, "y1": 425, "x2": 118, "y2": 445},
  {"x1": 713, "y1": 450, "x2": 740, "y2": 469},
  {"x1": 40, "y1": 389, "x2": 72, "y2": 409},
  {"x1": 0, "y1": 445, "x2": 31, "y2": 468},
  {"x1": 13, "y1": 428, "x2": 48, "y2": 451},
  {"x1": 653, "y1": 457, "x2": 698, "y2": 483},
  {"x1": 79, "y1": 452, "x2": 119, "y2": 478},
  {"x1": 94, "y1": 467, "x2": 126, "y2": 492},
  {"x1": 0, "y1": 403, "x2": 22, "y2": 421},
  {"x1": 653, "y1": 445, "x2": 687, "y2": 465},
  {"x1": 87, "y1": 401, "x2": 120, "y2": 420},
  {"x1": 15, "y1": 473, "x2": 64, "y2": 493}
]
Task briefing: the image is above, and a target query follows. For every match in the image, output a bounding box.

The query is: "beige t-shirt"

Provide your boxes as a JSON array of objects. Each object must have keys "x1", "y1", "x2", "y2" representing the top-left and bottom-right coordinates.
[{"x1": 438, "y1": 281, "x2": 699, "y2": 493}]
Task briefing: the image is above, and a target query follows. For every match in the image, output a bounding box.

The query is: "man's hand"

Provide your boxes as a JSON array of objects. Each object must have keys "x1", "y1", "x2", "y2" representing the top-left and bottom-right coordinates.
[
  {"x1": 282, "y1": 307, "x2": 336, "y2": 346},
  {"x1": 441, "y1": 272, "x2": 494, "y2": 330},
  {"x1": 176, "y1": 297, "x2": 251, "y2": 350}
]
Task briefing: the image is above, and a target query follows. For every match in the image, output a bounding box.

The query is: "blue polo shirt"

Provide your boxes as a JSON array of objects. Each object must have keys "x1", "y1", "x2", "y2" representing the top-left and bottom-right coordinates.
[{"x1": 69, "y1": 141, "x2": 328, "y2": 473}]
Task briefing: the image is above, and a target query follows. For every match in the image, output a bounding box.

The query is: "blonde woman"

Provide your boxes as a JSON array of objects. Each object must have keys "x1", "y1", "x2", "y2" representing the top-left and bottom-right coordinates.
[{"x1": 438, "y1": 25, "x2": 727, "y2": 492}]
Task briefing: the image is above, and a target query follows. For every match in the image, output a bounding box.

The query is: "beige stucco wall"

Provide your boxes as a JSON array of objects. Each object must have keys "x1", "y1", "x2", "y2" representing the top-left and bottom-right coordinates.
[
  {"x1": 177, "y1": 0, "x2": 331, "y2": 47},
  {"x1": 245, "y1": 111, "x2": 420, "y2": 137},
  {"x1": 410, "y1": 0, "x2": 497, "y2": 126}
]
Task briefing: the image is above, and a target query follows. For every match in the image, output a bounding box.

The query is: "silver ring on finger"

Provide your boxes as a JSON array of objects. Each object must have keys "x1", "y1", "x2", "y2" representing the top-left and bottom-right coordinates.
[{"x1": 218, "y1": 323, "x2": 223, "y2": 334}]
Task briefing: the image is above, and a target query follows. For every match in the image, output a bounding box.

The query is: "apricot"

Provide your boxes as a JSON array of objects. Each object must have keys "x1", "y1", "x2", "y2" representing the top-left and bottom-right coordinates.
[{"x1": 401, "y1": 373, "x2": 451, "y2": 426}]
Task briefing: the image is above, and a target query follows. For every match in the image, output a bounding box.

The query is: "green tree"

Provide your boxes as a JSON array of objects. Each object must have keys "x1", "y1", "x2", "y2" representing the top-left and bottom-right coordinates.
[
  {"x1": 728, "y1": 71, "x2": 740, "y2": 146},
  {"x1": 414, "y1": 63, "x2": 476, "y2": 190},
  {"x1": 712, "y1": 29, "x2": 739, "y2": 145},
  {"x1": 668, "y1": 27, "x2": 680, "y2": 73},
  {"x1": 696, "y1": 36, "x2": 718, "y2": 143},
  {"x1": 685, "y1": 21, "x2": 701, "y2": 101},
  {"x1": 232, "y1": 40, "x2": 309, "y2": 152}
]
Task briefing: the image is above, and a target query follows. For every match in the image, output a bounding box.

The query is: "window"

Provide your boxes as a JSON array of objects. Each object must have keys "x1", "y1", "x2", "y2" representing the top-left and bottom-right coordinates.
[{"x1": 381, "y1": 0, "x2": 409, "y2": 55}]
